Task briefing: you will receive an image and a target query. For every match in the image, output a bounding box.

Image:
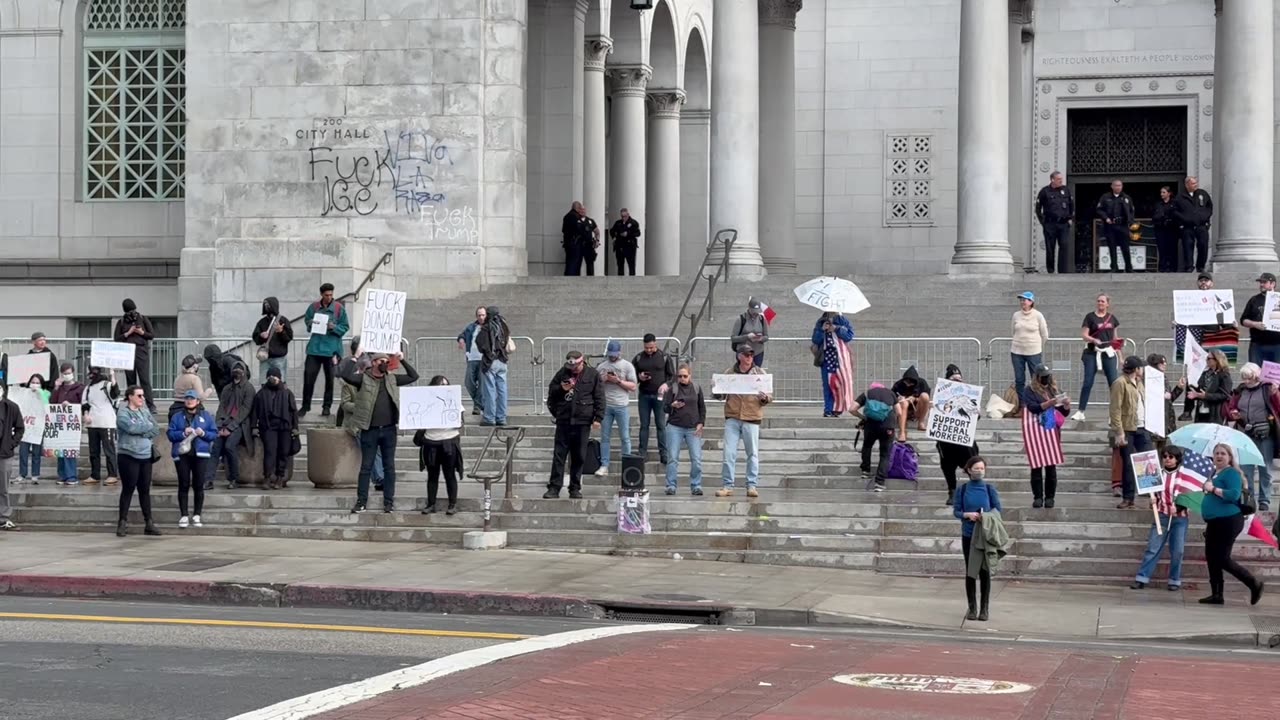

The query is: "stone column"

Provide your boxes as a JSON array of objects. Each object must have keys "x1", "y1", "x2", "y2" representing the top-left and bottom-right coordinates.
[
  {"x1": 608, "y1": 65, "x2": 651, "y2": 275},
  {"x1": 1211, "y1": 0, "x2": 1278, "y2": 268},
  {"x1": 583, "y1": 37, "x2": 612, "y2": 235},
  {"x1": 950, "y1": 0, "x2": 1014, "y2": 275},
  {"x1": 680, "y1": 108, "x2": 711, "y2": 274},
  {"x1": 710, "y1": 0, "x2": 766, "y2": 278},
  {"x1": 646, "y1": 90, "x2": 685, "y2": 276},
  {"x1": 758, "y1": 0, "x2": 801, "y2": 273}
]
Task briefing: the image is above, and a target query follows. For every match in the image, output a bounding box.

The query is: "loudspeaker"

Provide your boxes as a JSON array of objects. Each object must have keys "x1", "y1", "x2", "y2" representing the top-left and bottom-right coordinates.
[{"x1": 620, "y1": 454, "x2": 645, "y2": 491}]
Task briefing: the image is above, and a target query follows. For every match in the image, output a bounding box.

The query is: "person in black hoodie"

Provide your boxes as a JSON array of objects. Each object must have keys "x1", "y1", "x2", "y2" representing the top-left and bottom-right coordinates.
[
  {"x1": 252, "y1": 366, "x2": 298, "y2": 490},
  {"x1": 851, "y1": 382, "x2": 898, "y2": 492},
  {"x1": 892, "y1": 366, "x2": 932, "y2": 439},
  {"x1": 544, "y1": 351, "x2": 605, "y2": 499},
  {"x1": 935, "y1": 364, "x2": 980, "y2": 506},
  {"x1": 252, "y1": 297, "x2": 294, "y2": 384},
  {"x1": 204, "y1": 344, "x2": 248, "y2": 398},
  {"x1": 475, "y1": 306, "x2": 511, "y2": 427},
  {"x1": 113, "y1": 298, "x2": 156, "y2": 411},
  {"x1": 0, "y1": 386, "x2": 24, "y2": 530},
  {"x1": 208, "y1": 365, "x2": 256, "y2": 489},
  {"x1": 1152, "y1": 186, "x2": 1179, "y2": 273}
]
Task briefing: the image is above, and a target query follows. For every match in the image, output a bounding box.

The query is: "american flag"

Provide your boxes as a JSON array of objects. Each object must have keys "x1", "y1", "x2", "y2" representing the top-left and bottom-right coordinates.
[
  {"x1": 1153, "y1": 450, "x2": 1210, "y2": 515},
  {"x1": 1021, "y1": 406, "x2": 1064, "y2": 469},
  {"x1": 824, "y1": 332, "x2": 855, "y2": 413}
]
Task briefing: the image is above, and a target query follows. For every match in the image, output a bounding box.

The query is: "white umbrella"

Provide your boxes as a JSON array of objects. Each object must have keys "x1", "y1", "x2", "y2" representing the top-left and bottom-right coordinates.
[{"x1": 793, "y1": 277, "x2": 871, "y2": 315}]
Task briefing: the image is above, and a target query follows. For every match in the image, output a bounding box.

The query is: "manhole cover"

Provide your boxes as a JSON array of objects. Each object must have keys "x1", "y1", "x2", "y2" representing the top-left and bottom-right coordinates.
[
  {"x1": 642, "y1": 593, "x2": 707, "y2": 602},
  {"x1": 149, "y1": 558, "x2": 243, "y2": 573},
  {"x1": 832, "y1": 674, "x2": 1035, "y2": 695}
]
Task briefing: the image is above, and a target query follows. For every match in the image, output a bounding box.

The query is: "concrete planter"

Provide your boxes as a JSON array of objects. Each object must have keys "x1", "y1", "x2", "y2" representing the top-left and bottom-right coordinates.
[
  {"x1": 307, "y1": 428, "x2": 361, "y2": 488},
  {"x1": 151, "y1": 432, "x2": 292, "y2": 488}
]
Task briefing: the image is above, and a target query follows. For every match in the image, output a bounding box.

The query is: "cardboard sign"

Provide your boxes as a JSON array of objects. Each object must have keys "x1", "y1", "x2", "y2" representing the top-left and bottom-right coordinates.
[
  {"x1": 1264, "y1": 292, "x2": 1280, "y2": 332},
  {"x1": 1132, "y1": 450, "x2": 1163, "y2": 496},
  {"x1": 90, "y1": 340, "x2": 135, "y2": 370},
  {"x1": 310, "y1": 312, "x2": 330, "y2": 336},
  {"x1": 1173, "y1": 290, "x2": 1235, "y2": 326},
  {"x1": 711, "y1": 373, "x2": 774, "y2": 395},
  {"x1": 1144, "y1": 367, "x2": 1166, "y2": 438},
  {"x1": 1185, "y1": 333, "x2": 1207, "y2": 386},
  {"x1": 10, "y1": 386, "x2": 46, "y2": 445},
  {"x1": 925, "y1": 378, "x2": 983, "y2": 448},
  {"x1": 43, "y1": 402, "x2": 82, "y2": 459},
  {"x1": 398, "y1": 385, "x2": 463, "y2": 430},
  {"x1": 361, "y1": 288, "x2": 407, "y2": 354},
  {"x1": 7, "y1": 353, "x2": 48, "y2": 386},
  {"x1": 1263, "y1": 361, "x2": 1280, "y2": 385}
]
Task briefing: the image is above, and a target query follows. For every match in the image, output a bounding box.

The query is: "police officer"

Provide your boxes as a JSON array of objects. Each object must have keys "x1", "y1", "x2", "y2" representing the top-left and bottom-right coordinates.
[
  {"x1": 1095, "y1": 179, "x2": 1135, "y2": 273},
  {"x1": 1173, "y1": 176, "x2": 1213, "y2": 273},
  {"x1": 1151, "y1": 185, "x2": 1179, "y2": 273},
  {"x1": 609, "y1": 208, "x2": 642, "y2": 276},
  {"x1": 561, "y1": 201, "x2": 600, "y2": 276},
  {"x1": 1034, "y1": 171, "x2": 1074, "y2": 274}
]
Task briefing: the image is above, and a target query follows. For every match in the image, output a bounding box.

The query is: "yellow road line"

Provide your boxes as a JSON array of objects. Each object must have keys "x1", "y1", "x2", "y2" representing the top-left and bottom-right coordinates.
[{"x1": 0, "y1": 612, "x2": 529, "y2": 640}]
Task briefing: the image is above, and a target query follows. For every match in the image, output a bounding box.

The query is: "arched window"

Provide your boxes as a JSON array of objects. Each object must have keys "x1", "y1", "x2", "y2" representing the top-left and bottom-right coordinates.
[{"x1": 83, "y1": 0, "x2": 186, "y2": 200}]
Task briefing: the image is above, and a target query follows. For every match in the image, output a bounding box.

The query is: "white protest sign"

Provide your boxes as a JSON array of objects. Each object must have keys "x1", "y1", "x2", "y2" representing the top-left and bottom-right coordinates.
[
  {"x1": 1132, "y1": 450, "x2": 1163, "y2": 496},
  {"x1": 1185, "y1": 333, "x2": 1207, "y2": 386},
  {"x1": 361, "y1": 288, "x2": 407, "y2": 354},
  {"x1": 398, "y1": 385, "x2": 463, "y2": 430},
  {"x1": 711, "y1": 373, "x2": 774, "y2": 395},
  {"x1": 1264, "y1": 292, "x2": 1280, "y2": 332},
  {"x1": 1144, "y1": 367, "x2": 1166, "y2": 438},
  {"x1": 1173, "y1": 290, "x2": 1235, "y2": 326},
  {"x1": 90, "y1": 340, "x2": 135, "y2": 370},
  {"x1": 310, "y1": 312, "x2": 330, "y2": 336},
  {"x1": 43, "y1": 403, "x2": 82, "y2": 458},
  {"x1": 10, "y1": 386, "x2": 46, "y2": 445},
  {"x1": 925, "y1": 378, "x2": 982, "y2": 447},
  {"x1": 6, "y1": 353, "x2": 48, "y2": 386}
]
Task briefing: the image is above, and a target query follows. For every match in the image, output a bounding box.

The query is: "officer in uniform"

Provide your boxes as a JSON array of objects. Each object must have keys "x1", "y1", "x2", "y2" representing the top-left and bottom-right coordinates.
[
  {"x1": 561, "y1": 201, "x2": 600, "y2": 276},
  {"x1": 1173, "y1": 176, "x2": 1213, "y2": 273},
  {"x1": 609, "y1": 208, "x2": 642, "y2": 276},
  {"x1": 1034, "y1": 171, "x2": 1074, "y2": 274},
  {"x1": 1095, "y1": 179, "x2": 1135, "y2": 273}
]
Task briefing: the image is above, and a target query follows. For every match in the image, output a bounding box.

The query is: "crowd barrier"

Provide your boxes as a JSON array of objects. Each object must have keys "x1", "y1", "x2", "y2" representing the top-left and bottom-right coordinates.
[
  {"x1": 538, "y1": 337, "x2": 683, "y2": 409},
  {"x1": 1142, "y1": 337, "x2": 1253, "y2": 377},
  {"x1": 412, "y1": 336, "x2": 539, "y2": 410},
  {"x1": 985, "y1": 337, "x2": 1137, "y2": 401}
]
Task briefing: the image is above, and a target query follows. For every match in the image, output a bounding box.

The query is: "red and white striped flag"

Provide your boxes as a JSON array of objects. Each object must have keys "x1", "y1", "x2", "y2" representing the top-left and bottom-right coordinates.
[
  {"x1": 825, "y1": 333, "x2": 855, "y2": 413},
  {"x1": 760, "y1": 301, "x2": 777, "y2": 325}
]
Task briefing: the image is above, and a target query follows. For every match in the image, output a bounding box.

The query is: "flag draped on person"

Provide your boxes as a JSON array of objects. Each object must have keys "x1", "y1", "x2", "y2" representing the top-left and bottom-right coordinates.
[{"x1": 825, "y1": 330, "x2": 854, "y2": 413}]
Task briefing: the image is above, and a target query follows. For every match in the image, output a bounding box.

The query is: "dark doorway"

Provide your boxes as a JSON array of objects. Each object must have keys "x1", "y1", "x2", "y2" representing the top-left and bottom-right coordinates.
[{"x1": 1072, "y1": 180, "x2": 1180, "y2": 272}]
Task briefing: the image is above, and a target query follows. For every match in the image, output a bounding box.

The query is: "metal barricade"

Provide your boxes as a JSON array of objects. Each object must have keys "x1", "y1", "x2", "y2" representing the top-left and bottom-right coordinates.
[
  {"x1": 986, "y1": 337, "x2": 1138, "y2": 402},
  {"x1": 2, "y1": 337, "x2": 184, "y2": 401},
  {"x1": 687, "y1": 336, "x2": 983, "y2": 404},
  {"x1": 538, "y1": 337, "x2": 683, "y2": 406},
  {"x1": 414, "y1": 336, "x2": 541, "y2": 412}
]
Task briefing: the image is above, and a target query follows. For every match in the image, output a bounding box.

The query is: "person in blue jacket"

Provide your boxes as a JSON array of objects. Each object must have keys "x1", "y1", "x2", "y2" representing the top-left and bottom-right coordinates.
[
  {"x1": 954, "y1": 455, "x2": 1001, "y2": 622},
  {"x1": 1199, "y1": 443, "x2": 1264, "y2": 606},
  {"x1": 301, "y1": 282, "x2": 350, "y2": 417},
  {"x1": 167, "y1": 389, "x2": 216, "y2": 529},
  {"x1": 811, "y1": 311, "x2": 855, "y2": 417}
]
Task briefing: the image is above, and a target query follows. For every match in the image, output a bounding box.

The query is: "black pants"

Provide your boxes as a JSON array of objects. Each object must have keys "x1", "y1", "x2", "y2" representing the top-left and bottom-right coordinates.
[
  {"x1": 1041, "y1": 222, "x2": 1070, "y2": 273},
  {"x1": 1030, "y1": 465, "x2": 1057, "y2": 500},
  {"x1": 175, "y1": 454, "x2": 206, "y2": 517},
  {"x1": 117, "y1": 454, "x2": 153, "y2": 522},
  {"x1": 125, "y1": 352, "x2": 154, "y2": 410},
  {"x1": 357, "y1": 425, "x2": 397, "y2": 507},
  {"x1": 961, "y1": 534, "x2": 991, "y2": 609},
  {"x1": 426, "y1": 450, "x2": 459, "y2": 508},
  {"x1": 939, "y1": 450, "x2": 968, "y2": 493},
  {"x1": 88, "y1": 428, "x2": 118, "y2": 480},
  {"x1": 564, "y1": 243, "x2": 583, "y2": 275},
  {"x1": 615, "y1": 247, "x2": 636, "y2": 276},
  {"x1": 1104, "y1": 224, "x2": 1132, "y2": 271},
  {"x1": 1155, "y1": 228, "x2": 1179, "y2": 272},
  {"x1": 302, "y1": 355, "x2": 334, "y2": 412},
  {"x1": 859, "y1": 425, "x2": 892, "y2": 484},
  {"x1": 1181, "y1": 225, "x2": 1210, "y2": 272},
  {"x1": 1204, "y1": 514, "x2": 1258, "y2": 597},
  {"x1": 261, "y1": 428, "x2": 291, "y2": 479},
  {"x1": 549, "y1": 423, "x2": 590, "y2": 493},
  {"x1": 1118, "y1": 429, "x2": 1152, "y2": 501}
]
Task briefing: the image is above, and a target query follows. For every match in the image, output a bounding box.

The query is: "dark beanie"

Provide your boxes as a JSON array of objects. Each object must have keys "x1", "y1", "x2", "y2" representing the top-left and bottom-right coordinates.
[
  {"x1": 945, "y1": 364, "x2": 962, "y2": 380},
  {"x1": 122, "y1": 298, "x2": 137, "y2": 313},
  {"x1": 267, "y1": 365, "x2": 282, "y2": 380}
]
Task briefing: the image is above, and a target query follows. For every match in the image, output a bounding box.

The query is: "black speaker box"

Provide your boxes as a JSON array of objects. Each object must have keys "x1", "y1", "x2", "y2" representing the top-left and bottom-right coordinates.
[{"x1": 620, "y1": 454, "x2": 645, "y2": 491}]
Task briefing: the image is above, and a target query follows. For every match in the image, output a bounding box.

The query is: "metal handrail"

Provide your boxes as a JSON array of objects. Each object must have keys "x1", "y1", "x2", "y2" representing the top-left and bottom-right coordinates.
[
  {"x1": 665, "y1": 229, "x2": 737, "y2": 360},
  {"x1": 465, "y1": 425, "x2": 526, "y2": 532}
]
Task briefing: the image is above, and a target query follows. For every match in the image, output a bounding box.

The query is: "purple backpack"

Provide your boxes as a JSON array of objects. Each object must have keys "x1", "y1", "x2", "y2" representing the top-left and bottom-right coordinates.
[{"x1": 887, "y1": 441, "x2": 919, "y2": 482}]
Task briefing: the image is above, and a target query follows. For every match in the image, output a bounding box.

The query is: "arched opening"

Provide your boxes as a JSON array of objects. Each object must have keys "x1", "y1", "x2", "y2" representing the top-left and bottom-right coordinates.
[
  {"x1": 679, "y1": 26, "x2": 711, "y2": 274},
  {"x1": 648, "y1": 0, "x2": 678, "y2": 89}
]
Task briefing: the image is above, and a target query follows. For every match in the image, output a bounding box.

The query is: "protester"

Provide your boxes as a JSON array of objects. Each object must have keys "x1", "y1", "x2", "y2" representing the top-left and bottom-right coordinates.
[
  {"x1": 1072, "y1": 294, "x2": 1120, "y2": 422},
  {"x1": 1021, "y1": 364, "x2": 1068, "y2": 508},
  {"x1": 1240, "y1": 273, "x2": 1280, "y2": 366},
  {"x1": 892, "y1": 366, "x2": 932, "y2": 439},
  {"x1": 954, "y1": 455, "x2": 1000, "y2": 621},
  {"x1": 937, "y1": 365, "x2": 980, "y2": 506},
  {"x1": 302, "y1": 283, "x2": 349, "y2": 417},
  {"x1": 167, "y1": 390, "x2": 215, "y2": 528},
  {"x1": 339, "y1": 337, "x2": 384, "y2": 492},
  {"x1": 113, "y1": 298, "x2": 156, "y2": 412},
  {"x1": 252, "y1": 366, "x2": 299, "y2": 491},
  {"x1": 17, "y1": 375, "x2": 49, "y2": 484},
  {"x1": 1145, "y1": 354, "x2": 1185, "y2": 451},
  {"x1": 415, "y1": 375, "x2": 463, "y2": 515},
  {"x1": 1131, "y1": 445, "x2": 1190, "y2": 591},
  {"x1": 1176, "y1": 272, "x2": 1237, "y2": 419},
  {"x1": 633, "y1": 334, "x2": 675, "y2": 465},
  {"x1": 25, "y1": 332, "x2": 58, "y2": 384},
  {"x1": 594, "y1": 340, "x2": 637, "y2": 476},
  {"x1": 456, "y1": 306, "x2": 487, "y2": 416},
  {"x1": 341, "y1": 350, "x2": 419, "y2": 513},
  {"x1": 252, "y1": 296, "x2": 294, "y2": 383},
  {"x1": 851, "y1": 382, "x2": 898, "y2": 493},
  {"x1": 1198, "y1": 443, "x2": 1264, "y2": 606},
  {"x1": 475, "y1": 305, "x2": 511, "y2": 427},
  {"x1": 0, "y1": 386, "x2": 24, "y2": 530},
  {"x1": 812, "y1": 311, "x2": 855, "y2": 418},
  {"x1": 203, "y1": 344, "x2": 247, "y2": 398},
  {"x1": 171, "y1": 354, "x2": 212, "y2": 420},
  {"x1": 51, "y1": 363, "x2": 86, "y2": 486},
  {"x1": 1226, "y1": 362, "x2": 1277, "y2": 512},
  {"x1": 116, "y1": 385, "x2": 161, "y2": 537},
  {"x1": 208, "y1": 365, "x2": 255, "y2": 490},
  {"x1": 729, "y1": 299, "x2": 769, "y2": 367},
  {"x1": 544, "y1": 351, "x2": 605, "y2": 499},
  {"x1": 83, "y1": 367, "x2": 120, "y2": 486},
  {"x1": 1187, "y1": 350, "x2": 1232, "y2": 424},
  {"x1": 1109, "y1": 355, "x2": 1151, "y2": 509},
  {"x1": 715, "y1": 344, "x2": 772, "y2": 497},
  {"x1": 663, "y1": 364, "x2": 705, "y2": 496},
  {"x1": 610, "y1": 208, "x2": 641, "y2": 276},
  {"x1": 1009, "y1": 291, "x2": 1049, "y2": 403}
]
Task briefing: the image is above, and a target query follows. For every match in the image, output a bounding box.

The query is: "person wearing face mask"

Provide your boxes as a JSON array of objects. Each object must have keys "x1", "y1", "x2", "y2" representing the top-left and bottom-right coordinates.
[
  {"x1": 339, "y1": 337, "x2": 384, "y2": 491},
  {"x1": 414, "y1": 375, "x2": 464, "y2": 515},
  {"x1": 544, "y1": 351, "x2": 605, "y2": 499},
  {"x1": 936, "y1": 365, "x2": 980, "y2": 506},
  {"x1": 115, "y1": 384, "x2": 161, "y2": 537},
  {"x1": 52, "y1": 363, "x2": 86, "y2": 486},
  {"x1": 166, "y1": 390, "x2": 215, "y2": 528},
  {"x1": 208, "y1": 365, "x2": 256, "y2": 490},
  {"x1": 252, "y1": 296, "x2": 294, "y2": 383},
  {"x1": 1131, "y1": 446, "x2": 1192, "y2": 591},
  {"x1": 662, "y1": 363, "x2": 706, "y2": 496},
  {"x1": 17, "y1": 375, "x2": 50, "y2": 484},
  {"x1": 954, "y1": 455, "x2": 1001, "y2": 621},
  {"x1": 83, "y1": 367, "x2": 120, "y2": 486},
  {"x1": 1021, "y1": 365, "x2": 1069, "y2": 509},
  {"x1": 341, "y1": 350, "x2": 419, "y2": 513},
  {"x1": 252, "y1": 366, "x2": 299, "y2": 491}
]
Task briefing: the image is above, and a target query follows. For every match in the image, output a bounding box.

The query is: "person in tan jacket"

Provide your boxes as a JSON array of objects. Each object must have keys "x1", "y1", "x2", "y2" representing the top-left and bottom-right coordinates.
[
  {"x1": 716, "y1": 344, "x2": 773, "y2": 497},
  {"x1": 1109, "y1": 355, "x2": 1151, "y2": 509}
]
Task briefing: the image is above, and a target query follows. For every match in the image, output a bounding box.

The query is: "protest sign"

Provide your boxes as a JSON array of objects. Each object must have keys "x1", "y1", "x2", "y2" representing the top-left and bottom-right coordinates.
[
  {"x1": 1185, "y1": 333, "x2": 1208, "y2": 386},
  {"x1": 711, "y1": 373, "x2": 774, "y2": 395},
  {"x1": 1264, "y1": 361, "x2": 1280, "y2": 385},
  {"x1": 43, "y1": 403, "x2": 82, "y2": 459},
  {"x1": 90, "y1": 340, "x2": 135, "y2": 370},
  {"x1": 10, "y1": 386, "x2": 46, "y2": 444},
  {"x1": 398, "y1": 385, "x2": 464, "y2": 430},
  {"x1": 1265, "y1": 292, "x2": 1280, "y2": 332},
  {"x1": 925, "y1": 378, "x2": 982, "y2": 447},
  {"x1": 6, "y1": 353, "x2": 48, "y2": 386},
  {"x1": 1132, "y1": 450, "x2": 1162, "y2": 496},
  {"x1": 310, "y1": 312, "x2": 330, "y2": 336},
  {"x1": 1144, "y1": 367, "x2": 1166, "y2": 438},
  {"x1": 1173, "y1": 290, "x2": 1235, "y2": 326},
  {"x1": 361, "y1": 288, "x2": 407, "y2": 354}
]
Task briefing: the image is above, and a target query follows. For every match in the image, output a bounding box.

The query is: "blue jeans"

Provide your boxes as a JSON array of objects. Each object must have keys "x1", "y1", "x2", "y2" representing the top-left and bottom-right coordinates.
[
  {"x1": 664, "y1": 425, "x2": 702, "y2": 490},
  {"x1": 753, "y1": 353, "x2": 765, "y2": 368},
  {"x1": 482, "y1": 360, "x2": 508, "y2": 424},
  {"x1": 1078, "y1": 352, "x2": 1119, "y2": 412},
  {"x1": 464, "y1": 360, "x2": 484, "y2": 412},
  {"x1": 600, "y1": 405, "x2": 632, "y2": 467},
  {"x1": 821, "y1": 367, "x2": 835, "y2": 415},
  {"x1": 721, "y1": 418, "x2": 760, "y2": 488},
  {"x1": 207, "y1": 426, "x2": 244, "y2": 486},
  {"x1": 1135, "y1": 514, "x2": 1189, "y2": 586},
  {"x1": 1244, "y1": 434, "x2": 1274, "y2": 508},
  {"x1": 57, "y1": 456, "x2": 78, "y2": 483},
  {"x1": 19, "y1": 442, "x2": 42, "y2": 478},
  {"x1": 357, "y1": 425, "x2": 397, "y2": 507},
  {"x1": 1010, "y1": 352, "x2": 1042, "y2": 401},
  {"x1": 1249, "y1": 343, "x2": 1280, "y2": 366},
  {"x1": 259, "y1": 356, "x2": 287, "y2": 384},
  {"x1": 637, "y1": 393, "x2": 668, "y2": 463}
]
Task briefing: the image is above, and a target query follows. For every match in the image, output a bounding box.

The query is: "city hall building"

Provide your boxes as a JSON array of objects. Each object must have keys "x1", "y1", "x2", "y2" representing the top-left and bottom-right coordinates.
[{"x1": 0, "y1": 0, "x2": 1274, "y2": 339}]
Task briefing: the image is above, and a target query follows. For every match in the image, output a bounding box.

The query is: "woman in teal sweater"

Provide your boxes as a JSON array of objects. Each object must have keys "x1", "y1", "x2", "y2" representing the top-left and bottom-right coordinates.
[{"x1": 1199, "y1": 443, "x2": 1264, "y2": 605}]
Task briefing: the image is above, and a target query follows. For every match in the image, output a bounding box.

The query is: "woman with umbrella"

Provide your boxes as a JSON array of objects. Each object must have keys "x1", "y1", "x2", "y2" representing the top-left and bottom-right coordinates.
[
  {"x1": 1197, "y1": 443, "x2": 1265, "y2": 606},
  {"x1": 811, "y1": 311, "x2": 854, "y2": 417}
]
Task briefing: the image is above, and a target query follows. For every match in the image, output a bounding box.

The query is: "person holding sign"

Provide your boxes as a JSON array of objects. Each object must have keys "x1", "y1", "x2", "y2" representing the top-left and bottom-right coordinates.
[
  {"x1": 414, "y1": 376, "x2": 463, "y2": 515},
  {"x1": 252, "y1": 366, "x2": 300, "y2": 491},
  {"x1": 1240, "y1": 273, "x2": 1280, "y2": 366},
  {"x1": 302, "y1": 283, "x2": 350, "y2": 417},
  {"x1": 1146, "y1": 354, "x2": 1186, "y2": 449},
  {"x1": 714, "y1": 344, "x2": 772, "y2": 498},
  {"x1": 1130, "y1": 446, "x2": 1191, "y2": 591},
  {"x1": 113, "y1": 299, "x2": 156, "y2": 413},
  {"x1": 934, "y1": 365, "x2": 981, "y2": 507},
  {"x1": 341, "y1": 350, "x2": 419, "y2": 513},
  {"x1": 1226, "y1": 363, "x2": 1279, "y2": 512},
  {"x1": 0, "y1": 387, "x2": 24, "y2": 530},
  {"x1": 24, "y1": 332, "x2": 59, "y2": 387},
  {"x1": 166, "y1": 390, "x2": 216, "y2": 528},
  {"x1": 1109, "y1": 356, "x2": 1151, "y2": 509},
  {"x1": 51, "y1": 363, "x2": 86, "y2": 486},
  {"x1": 17, "y1": 375, "x2": 49, "y2": 484},
  {"x1": 1186, "y1": 350, "x2": 1232, "y2": 425}
]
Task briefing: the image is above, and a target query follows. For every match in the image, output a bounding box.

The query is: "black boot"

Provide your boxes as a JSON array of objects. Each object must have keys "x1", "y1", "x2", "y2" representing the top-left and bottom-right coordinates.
[
  {"x1": 964, "y1": 577, "x2": 978, "y2": 621},
  {"x1": 1030, "y1": 476, "x2": 1044, "y2": 508},
  {"x1": 945, "y1": 489, "x2": 954, "y2": 506},
  {"x1": 116, "y1": 519, "x2": 128, "y2": 537},
  {"x1": 144, "y1": 520, "x2": 162, "y2": 536},
  {"x1": 978, "y1": 574, "x2": 991, "y2": 621}
]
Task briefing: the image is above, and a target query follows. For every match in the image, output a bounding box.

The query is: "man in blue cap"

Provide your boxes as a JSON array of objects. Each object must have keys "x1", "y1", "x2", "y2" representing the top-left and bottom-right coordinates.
[{"x1": 594, "y1": 340, "x2": 637, "y2": 476}]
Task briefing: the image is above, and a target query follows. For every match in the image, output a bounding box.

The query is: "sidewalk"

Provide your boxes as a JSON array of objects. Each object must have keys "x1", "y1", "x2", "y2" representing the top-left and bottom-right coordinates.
[{"x1": 1, "y1": 532, "x2": 1275, "y2": 646}]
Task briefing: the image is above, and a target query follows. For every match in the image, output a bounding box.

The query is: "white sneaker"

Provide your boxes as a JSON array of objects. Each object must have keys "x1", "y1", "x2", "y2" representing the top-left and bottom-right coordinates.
[
  {"x1": 1070, "y1": 411, "x2": 1086, "y2": 422},
  {"x1": 192, "y1": 515, "x2": 203, "y2": 527},
  {"x1": 178, "y1": 516, "x2": 189, "y2": 529},
  {"x1": 594, "y1": 467, "x2": 607, "y2": 476}
]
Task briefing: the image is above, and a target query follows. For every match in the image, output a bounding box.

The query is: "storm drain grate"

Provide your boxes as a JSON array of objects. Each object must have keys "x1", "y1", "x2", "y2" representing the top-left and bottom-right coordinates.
[
  {"x1": 149, "y1": 557, "x2": 244, "y2": 573},
  {"x1": 1250, "y1": 615, "x2": 1280, "y2": 648},
  {"x1": 602, "y1": 604, "x2": 722, "y2": 625}
]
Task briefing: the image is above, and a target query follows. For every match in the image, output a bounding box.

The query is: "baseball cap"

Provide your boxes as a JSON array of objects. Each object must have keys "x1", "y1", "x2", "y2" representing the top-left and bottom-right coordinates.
[
  {"x1": 1033, "y1": 363, "x2": 1052, "y2": 379},
  {"x1": 182, "y1": 389, "x2": 200, "y2": 400},
  {"x1": 736, "y1": 343, "x2": 755, "y2": 355},
  {"x1": 606, "y1": 340, "x2": 622, "y2": 358},
  {"x1": 1259, "y1": 272, "x2": 1277, "y2": 283},
  {"x1": 748, "y1": 298, "x2": 762, "y2": 310},
  {"x1": 1197, "y1": 271, "x2": 1213, "y2": 281},
  {"x1": 30, "y1": 331, "x2": 45, "y2": 341},
  {"x1": 1017, "y1": 291, "x2": 1035, "y2": 302},
  {"x1": 1123, "y1": 355, "x2": 1145, "y2": 373}
]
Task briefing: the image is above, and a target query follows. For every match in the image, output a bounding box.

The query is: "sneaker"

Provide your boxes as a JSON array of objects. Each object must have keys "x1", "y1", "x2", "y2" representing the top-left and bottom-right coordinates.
[
  {"x1": 472, "y1": 408, "x2": 481, "y2": 415},
  {"x1": 691, "y1": 488, "x2": 703, "y2": 496},
  {"x1": 860, "y1": 468, "x2": 872, "y2": 479},
  {"x1": 1130, "y1": 581, "x2": 1146, "y2": 590},
  {"x1": 192, "y1": 515, "x2": 203, "y2": 527},
  {"x1": 716, "y1": 488, "x2": 734, "y2": 497},
  {"x1": 1177, "y1": 411, "x2": 1192, "y2": 421},
  {"x1": 568, "y1": 490, "x2": 583, "y2": 499},
  {"x1": 1033, "y1": 498, "x2": 1044, "y2": 509},
  {"x1": 1168, "y1": 584, "x2": 1180, "y2": 592},
  {"x1": 542, "y1": 490, "x2": 560, "y2": 499},
  {"x1": 56, "y1": 480, "x2": 69, "y2": 486},
  {"x1": 321, "y1": 408, "x2": 331, "y2": 417},
  {"x1": 593, "y1": 467, "x2": 607, "y2": 476},
  {"x1": 1252, "y1": 581, "x2": 1266, "y2": 606},
  {"x1": 664, "y1": 487, "x2": 676, "y2": 496},
  {"x1": 446, "y1": 503, "x2": 457, "y2": 515},
  {"x1": 105, "y1": 476, "x2": 119, "y2": 486},
  {"x1": 64, "y1": 480, "x2": 79, "y2": 486},
  {"x1": 143, "y1": 522, "x2": 162, "y2": 537},
  {"x1": 351, "y1": 502, "x2": 367, "y2": 514},
  {"x1": 873, "y1": 484, "x2": 886, "y2": 493},
  {"x1": 1, "y1": 520, "x2": 16, "y2": 531},
  {"x1": 178, "y1": 516, "x2": 189, "y2": 528},
  {"x1": 1044, "y1": 498, "x2": 1055, "y2": 509},
  {"x1": 1070, "y1": 411, "x2": 1086, "y2": 422},
  {"x1": 422, "y1": 504, "x2": 437, "y2": 515},
  {"x1": 383, "y1": 503, "x2": 395, "y2": 513},
  {"x1": 83, "y1": 477, "x2": 100, "y2": 485},
  {"x1": 746, "y1": 488, "x2": 759, "y2": 498}
]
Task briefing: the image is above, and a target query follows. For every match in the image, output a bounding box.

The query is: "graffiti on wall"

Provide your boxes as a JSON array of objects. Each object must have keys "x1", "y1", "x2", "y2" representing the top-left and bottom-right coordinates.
[{"x1": 304, "y1": 124, "x2": 456, "y2": 217}]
